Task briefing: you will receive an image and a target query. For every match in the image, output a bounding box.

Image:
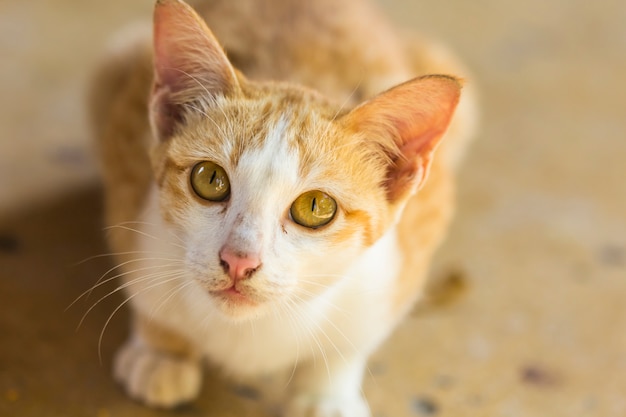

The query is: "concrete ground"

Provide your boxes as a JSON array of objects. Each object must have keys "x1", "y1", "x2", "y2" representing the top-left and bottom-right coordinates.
[{"x1": 1, "y1": 0, "x2": 625, "y2": 416}]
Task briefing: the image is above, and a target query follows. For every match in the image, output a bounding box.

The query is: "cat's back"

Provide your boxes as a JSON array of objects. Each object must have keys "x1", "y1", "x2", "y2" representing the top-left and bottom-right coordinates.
[{"x1": 191, "y1": 0, "x2": 412, "y2": 100}]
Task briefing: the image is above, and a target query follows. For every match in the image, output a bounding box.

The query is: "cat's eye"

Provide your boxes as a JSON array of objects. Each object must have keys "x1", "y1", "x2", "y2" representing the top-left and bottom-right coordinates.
[
  {"x1": 290, "y1": 190, "x2": 337, "y2": 229},
  {"x1": 190, "y1": 161, "x2": 230, "y2": 201}
]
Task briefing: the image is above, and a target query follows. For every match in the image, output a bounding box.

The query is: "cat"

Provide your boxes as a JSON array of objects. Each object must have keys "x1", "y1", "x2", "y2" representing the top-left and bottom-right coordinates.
[{"x1": 88, "y1": 0, "x2": 477, "y2": 415}]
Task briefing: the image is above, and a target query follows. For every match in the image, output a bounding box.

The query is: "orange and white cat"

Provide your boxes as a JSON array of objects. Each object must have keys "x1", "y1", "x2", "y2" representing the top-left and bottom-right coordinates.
[{"x1": 89, "y1": 0, "x2": 477, "y2": 415}]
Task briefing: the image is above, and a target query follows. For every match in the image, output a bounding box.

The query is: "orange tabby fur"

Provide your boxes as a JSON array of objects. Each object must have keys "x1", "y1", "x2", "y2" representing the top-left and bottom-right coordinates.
[{"x1": 89, "y1": 0, "x2": 477, "y2": 415}]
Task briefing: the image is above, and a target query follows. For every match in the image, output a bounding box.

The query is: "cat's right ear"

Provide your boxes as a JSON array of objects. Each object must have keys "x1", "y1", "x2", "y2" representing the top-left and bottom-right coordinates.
[
  {"x1": 151, "y1": 0, "x2": 240, "y2": 140},
  {"x1": 342, "y1": 75, "x2": 461, "y2": 204}
]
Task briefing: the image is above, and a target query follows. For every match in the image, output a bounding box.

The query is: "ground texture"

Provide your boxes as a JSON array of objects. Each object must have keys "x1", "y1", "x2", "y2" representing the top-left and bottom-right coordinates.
[{"x1": 1, "y1": 0, "x2": 625, "y2": 416}]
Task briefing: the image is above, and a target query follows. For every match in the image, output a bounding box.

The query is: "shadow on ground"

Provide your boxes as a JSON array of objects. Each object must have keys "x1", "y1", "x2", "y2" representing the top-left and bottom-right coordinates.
[{"x1": 0, "y1": 188, "x2": 265, "y2": 417}]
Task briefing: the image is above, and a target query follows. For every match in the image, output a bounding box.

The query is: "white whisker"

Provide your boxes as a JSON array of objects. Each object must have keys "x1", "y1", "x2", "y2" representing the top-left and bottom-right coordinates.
[
  {"x1": 104, "y1": 224, "x2": 185, "y2": 250},
  {"x1": 282, "y1": 297, "x2": 331, "y2": 385},
  {"x1": 97, "y1": 274, "x2": 186, "y2": 363},
  {"x1": 73, "y1": 250, "x2": 181, "y2": 267},
  {"x1": 112, "y1": 220, "x2": 187, "y2": 246},
  {"x1": 183, "y1": 102, "x2": 229, "y2": 140},
  {"x1": 77, "y1": 268, "x2": 185, "y2": 330},
  {"x1": 70, "y1": 258, "x2": 184, "y2": 309},
  {"x1": 150, "y1": 279, "x2": 195, "y2": 318},
  {"x1": 271, "y1": 301, "x2": 301, "y2": 390}
]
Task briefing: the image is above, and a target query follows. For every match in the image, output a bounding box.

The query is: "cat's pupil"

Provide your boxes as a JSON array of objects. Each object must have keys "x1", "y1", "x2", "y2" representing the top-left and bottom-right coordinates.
[
  {"x1": 311, "y1": 197, "x2": 317, "y2": 213},
  {"x1": 210, "y1": 170, "x2": 217, "y2": 184}
]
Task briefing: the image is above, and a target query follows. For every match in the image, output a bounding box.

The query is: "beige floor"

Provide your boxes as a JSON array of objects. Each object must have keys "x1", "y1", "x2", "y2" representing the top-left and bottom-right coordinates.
[{"x1": 1, "y1": 0, "x2": 625, "y2": 416}]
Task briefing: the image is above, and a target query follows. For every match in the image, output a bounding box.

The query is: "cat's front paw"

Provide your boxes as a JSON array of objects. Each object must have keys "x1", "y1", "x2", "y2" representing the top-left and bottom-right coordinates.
[
  {"x1": 285, "y1": 393, "x2": 370, "y2": 417},
  {"x1": 113, "y1": 340, "x2": 202, "y2": 408}
]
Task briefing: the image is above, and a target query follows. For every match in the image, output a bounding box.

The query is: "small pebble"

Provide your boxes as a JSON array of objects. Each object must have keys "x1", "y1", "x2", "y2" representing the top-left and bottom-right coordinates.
[
  {"x1": 426, "y1": 269, "x2": 468, "y2": 309},
  {"x1": 433, "y1": 374, "x2": 455, "y2": 390},
  {"x1": 411, "y1": 396, "x2": 439, "y2": 416},
  {"x1": 232, "y1": 385, "x2": 260, "y2": 400},
  {"x1": 598, "y1": 244, "x2": 625, "y2": 267},
  {"x1": 0, "y1": 233, "x2": 19, "y2": 253},
  {"x1": 5, "y1": 388, "x2": 19, "y2": 402},
  {"x1": 520, "y1": 364, "x2": 561, "y2": 387}
]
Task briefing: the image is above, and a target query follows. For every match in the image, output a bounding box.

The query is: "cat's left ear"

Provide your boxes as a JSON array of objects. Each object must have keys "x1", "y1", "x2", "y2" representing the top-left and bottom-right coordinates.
[
  {"x1": 343, "y1": 75, "x2": 461, "y2": 203},
  {"x1": 151, "y1": 0, "x2": 240, "y2": 140}
]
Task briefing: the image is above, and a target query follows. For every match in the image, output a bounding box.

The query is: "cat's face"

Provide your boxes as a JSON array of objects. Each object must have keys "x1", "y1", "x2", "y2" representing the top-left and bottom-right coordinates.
[
  {"x1": 154, "y1": 86, "x2": 392, "y2": 319},
  {"x1": 148, "y1": 0, "x2": 460, "y2": 320}
]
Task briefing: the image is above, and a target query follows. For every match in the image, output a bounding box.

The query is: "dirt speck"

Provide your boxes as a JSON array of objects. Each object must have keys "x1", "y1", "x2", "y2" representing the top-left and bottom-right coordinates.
[
  {"x1": 433, "y1": 374, "x2": 455, "y2": 390},
  {"x1": 97, "y1": 409, "x2": 110, "y2": 417},
  {"x1": 520, "y1": 364, "x2": 562, "y2": 387},
  {"x1": 5, "y1": 388, "x2": 19, "y2": 402},
  {"x1": 232, "y1": 384, "x2": 260, "y2": 401},
  {"x1": 598, "y1": 244, "x2": 625, "y2": 267},
  {"x1": 419, "y1": 268, "x2": 468, "y2": 312},
  {"x1": 411, "y1": 396, "x2": 439, "y2": 415},
  {"x1": 0, "y1": 233, "x2": 19, "y2": 253}
]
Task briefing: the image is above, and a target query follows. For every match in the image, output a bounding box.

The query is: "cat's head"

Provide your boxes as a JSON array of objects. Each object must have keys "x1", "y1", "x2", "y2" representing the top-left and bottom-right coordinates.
[{"x1": 148, "y1": 0, "x2": 460, "y2": 320}]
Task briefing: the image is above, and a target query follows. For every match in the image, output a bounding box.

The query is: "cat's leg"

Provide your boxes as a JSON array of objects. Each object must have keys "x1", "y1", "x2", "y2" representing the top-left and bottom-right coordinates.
[
  {"x1": 285, "y1": 353, "x2": 370, "y2": 417},
  {"x1": 114, "y1": 312, "x2": 203, "y2": 408}
]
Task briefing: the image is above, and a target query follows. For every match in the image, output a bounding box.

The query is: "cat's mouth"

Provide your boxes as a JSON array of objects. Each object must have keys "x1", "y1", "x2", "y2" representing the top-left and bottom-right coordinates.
[{"x1": 209, "y1": 284, "x2": 258, "y2": 307}]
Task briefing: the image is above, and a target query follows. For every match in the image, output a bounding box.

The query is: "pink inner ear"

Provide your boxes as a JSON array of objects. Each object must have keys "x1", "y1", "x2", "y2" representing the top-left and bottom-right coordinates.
[
  {"x1": 385, "y1": 128, "x2": 441, "y2": 201},
  {"x1": 344, "y1": 75, "x2": 461, "y2": 202},
  {"x1": 153, "y1": 0, "x2": 238, "y2": 96},
  {"x1": 151, "y1": 0, "x2": 240, "y2": 140}
]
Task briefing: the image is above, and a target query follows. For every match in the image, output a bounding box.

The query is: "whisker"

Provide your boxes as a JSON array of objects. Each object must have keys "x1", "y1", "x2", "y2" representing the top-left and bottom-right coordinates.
[
  {"x1": 104, "y1": 224, "x2": 185, "y2": 250},
  {"x1": 77, "y1": 268, "x2": 185, "y2": 330},
  {"x1": 97, "y1": 274, "x2": 186, "y2": 363},
  {"x1": 298, "y1": 274, "x2": 386, "y2": 299},
  {"x1": 183, "y1": 102, "x2": 229, "y2": 140},
  {"x1": 288, "y1": 291, "x2": 377, "y2": 391},
  {"x1": 69, "y1": 258, "x2": 184, "y2": 309},
  {"x1": 298, "y1": 273, "x2": 346, "y2": 281},
  {"x1": 292, "y1": 294, "x2": 347, "y2": 361},
  {"x1": 282, "y1": 297, "x2": 331, "y2": 384},
  {"x1": 331, "y1": 77, "x2": 363, "y2": 124},
  {"x1": 112, "y1": 220, "x2": 187, "y2": 246},
  {"x1": 271, "y1": 301, "x2": 301, "y2": 390},
  {"x1": 289, "y1": 285, "x2": 353, "y2": 319},
  {"x1": 150, "y1": 279, "x2": 195, "y2": 318},
  {"x1": 166, "y1": 67, "x2": 233, "y2": 141},
  {"x1": 314, "y1": 76, "x2": 364, "y2": 165},
  {"x1": 298, "y1": 295, "x2": 360, "y2": 357},
  {"x1": 167, "y1": 67, "x2": 213, "y2": 101},
  {"x1": 73, "y1": 250, "x2": 181, "y2": 267}
]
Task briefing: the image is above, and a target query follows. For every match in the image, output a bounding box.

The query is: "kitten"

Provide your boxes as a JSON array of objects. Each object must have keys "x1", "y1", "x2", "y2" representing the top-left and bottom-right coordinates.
[{"x1": 89, "y1": 0, "x2": 477, "y2": 415}]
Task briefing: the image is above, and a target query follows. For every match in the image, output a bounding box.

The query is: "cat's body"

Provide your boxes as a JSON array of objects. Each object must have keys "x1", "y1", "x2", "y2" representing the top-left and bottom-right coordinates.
[{"x1": 90, "y1": 0, "x2": 477, "y2": 415}]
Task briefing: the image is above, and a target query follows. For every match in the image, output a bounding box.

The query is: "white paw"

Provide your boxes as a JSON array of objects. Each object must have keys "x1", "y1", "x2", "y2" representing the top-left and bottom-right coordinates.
[
  {"x1": 113, "y1": 340, "x2": 202, "y2": 408},
  {"x1": 285, "y1": 393, "x2": 370, "y2": 417}
]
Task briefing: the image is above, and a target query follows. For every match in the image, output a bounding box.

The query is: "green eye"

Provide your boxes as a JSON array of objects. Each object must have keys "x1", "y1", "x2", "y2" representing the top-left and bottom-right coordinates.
[
  {"x1": 190, "y1": 161, "x2": 230, "y2": 201},
  {"x1": 290, "y1": 190, "x2": 337, "y2": 229}
]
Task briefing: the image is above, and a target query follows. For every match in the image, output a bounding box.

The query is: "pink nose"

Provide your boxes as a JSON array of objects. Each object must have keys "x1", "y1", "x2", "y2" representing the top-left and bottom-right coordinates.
[{"x1": 219, "y1": 247, "x2": 262, "y2": 282}]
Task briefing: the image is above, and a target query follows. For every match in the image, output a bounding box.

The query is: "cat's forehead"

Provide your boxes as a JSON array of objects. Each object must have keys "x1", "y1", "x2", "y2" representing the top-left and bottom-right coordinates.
[
  {"x1": 228, "y1": 101, "x2": 343, "y2": 199},
  {"x1": 175, "y1": 91, "x2": 343, "y2": 171},
  {"x1": 236, "y1": 114, "x2": 300, "y2": 193}
]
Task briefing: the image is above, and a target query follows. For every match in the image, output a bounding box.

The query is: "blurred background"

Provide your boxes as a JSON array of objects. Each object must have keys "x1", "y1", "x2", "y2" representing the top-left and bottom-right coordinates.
[{"x1": 1, "y1": 0, "x2": 625, "y2": 416}]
